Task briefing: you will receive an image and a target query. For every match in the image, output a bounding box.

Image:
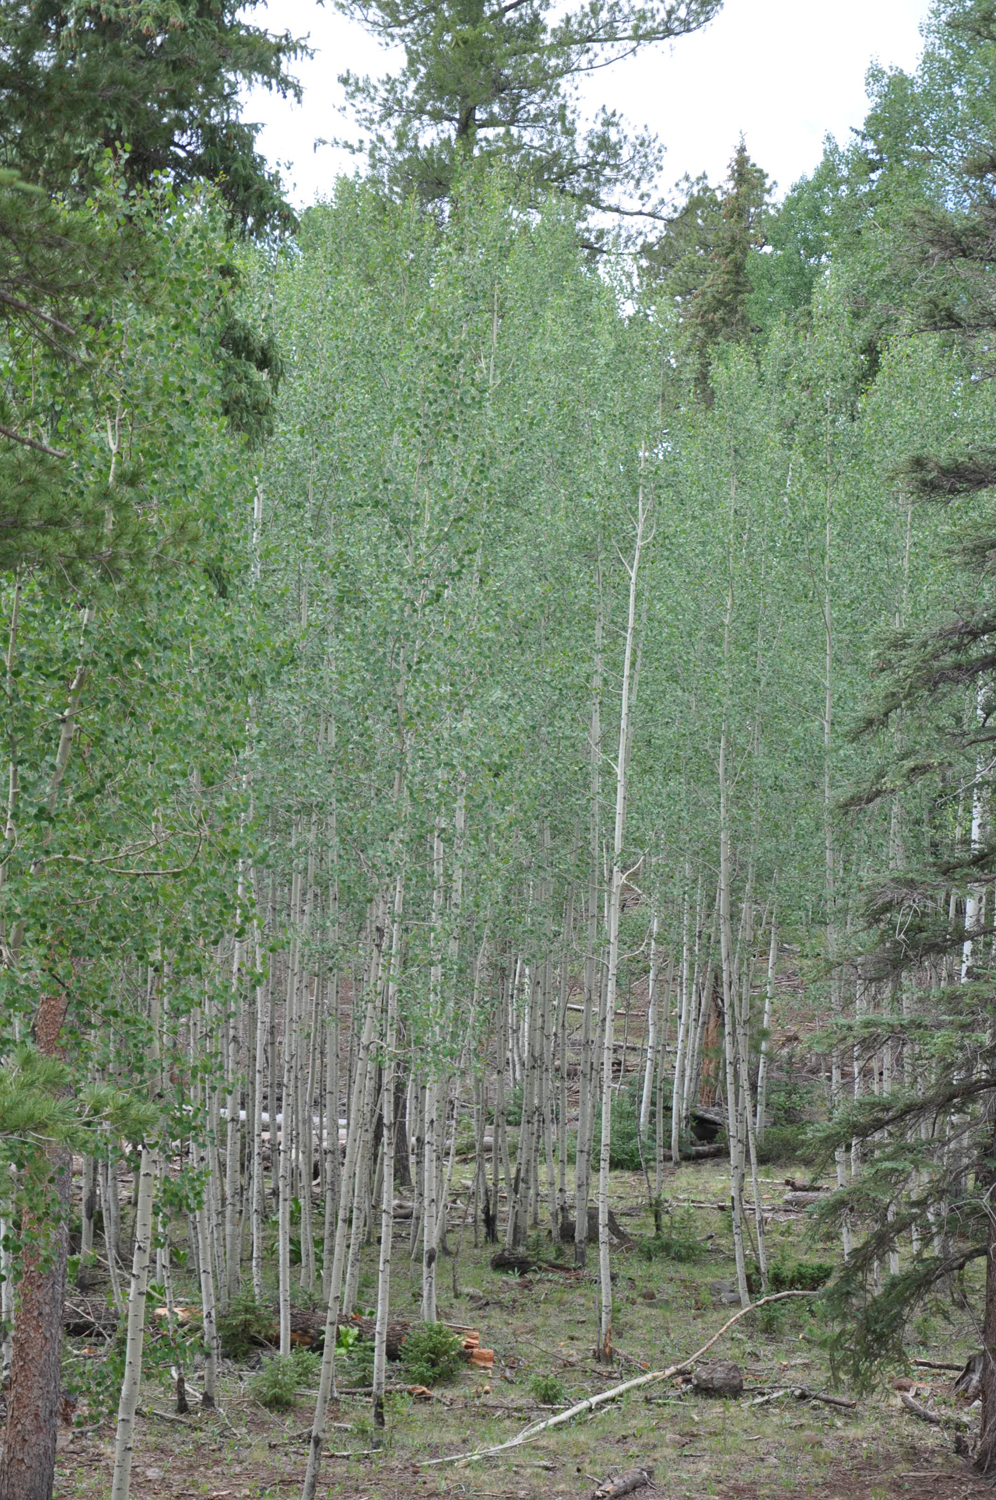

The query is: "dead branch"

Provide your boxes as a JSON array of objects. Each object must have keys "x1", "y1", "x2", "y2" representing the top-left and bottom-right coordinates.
[
  {"x1": 793, "y1": 1386, "x2": 856, "y2": 1410},
  {"x1": 899, "y1": 1392, "x2": 970, "y2": 1430},
  {"x1": 419, "y1": 1290, "x2": 819, "y2": 1468},
  {"x1": 913, "y1": 1359, "x2": 966, "y2": 1373}
]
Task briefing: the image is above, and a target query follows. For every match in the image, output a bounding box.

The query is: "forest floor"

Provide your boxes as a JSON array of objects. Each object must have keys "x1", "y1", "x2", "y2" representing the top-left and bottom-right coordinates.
[{"x1": 51, "y1": 1157, "x2": 988, "y2": 1500}]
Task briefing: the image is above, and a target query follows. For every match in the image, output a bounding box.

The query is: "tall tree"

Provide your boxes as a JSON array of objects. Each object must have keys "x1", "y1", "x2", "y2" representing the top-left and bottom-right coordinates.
[
  {"x1": 0, "y1": 0, "x2": 306, "y2": 233},
  {"x1": 335, "y1": 0, "x2": 722, "y2": 230}
]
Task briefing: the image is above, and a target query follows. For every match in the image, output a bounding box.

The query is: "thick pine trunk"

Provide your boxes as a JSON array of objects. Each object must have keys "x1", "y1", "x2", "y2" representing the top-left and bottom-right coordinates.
[{"x1": 0, "y1": 992, "x2": 71, "y2": 1500}]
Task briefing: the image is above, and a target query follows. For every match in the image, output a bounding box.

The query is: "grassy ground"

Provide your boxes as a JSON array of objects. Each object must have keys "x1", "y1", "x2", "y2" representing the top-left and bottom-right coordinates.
[{"x1": 52, "y1": 1158, "x2": 989, "y2": 1500}]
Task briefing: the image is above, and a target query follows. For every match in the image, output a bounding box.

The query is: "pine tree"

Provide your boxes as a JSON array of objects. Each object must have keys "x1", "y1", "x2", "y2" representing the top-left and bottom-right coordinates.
[
  {"x1": 334, "y1": 0, "x2": 722, "y2": 232},
  {"x1": 682, "y1": 140, "x2": 770, "y2": 400},
  {"x1": 0, "y1": 0, "x2": 306, "y2": 234}
]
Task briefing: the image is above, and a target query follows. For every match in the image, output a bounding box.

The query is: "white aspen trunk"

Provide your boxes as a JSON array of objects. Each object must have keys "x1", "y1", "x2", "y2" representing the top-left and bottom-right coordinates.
[
  {"x1": 421, "y1": 1077, "x2": 439, "y2": 1316},
  {"x1": 195, "y1": 1163, "x2": 220, "y2": 1408},
  {"x1": 224, "y1": 911, "x2": 244, "y2": 1307},
  {"x1": 372, "y1": 873, "x2": 403, "y2": 1433},
  {"x1": 301, "y1": 986, "x2": 379, "y2": 1500},
  {"x1": 576, "y1": 560, "x2": 603, "y2": 1267},
  {"x1": 342, "y1": 985, "x2": 379, "y2": 1317},
  {"x1": 322, "y1": 970, "x2": 341, "y2": 1297},
  {"x1": 684, "y1": 883, "x2": 715, "y2": 1125},
  {"x1": 962, "y1": 683, "x2": 988, "y2": 981},
  {"x1": 639, "y1": 911, "x2": 660, "y2": 1137},
  {"x1": 556, "y1": 901, "x2": 573, "y2": 1239},
  {"x1": 755, "y1": 915, "x2": 776, "y2": 1142},
  {"x1": 251, "y1": 887, "x2": 267, "y2": 1301},
  {"x1": 300, "y1": 970, "x2": 321, "y2": 1294},
  {"x1": 109, "y1": 1142, "x2": 157, "y2": 1500},
  {"x1": 718, "y1": 519, "x2": 750, "y2": 1305},
  {"x1": 670, "y1": 890, "x2": 690, "y2": 1166},
  {"x1": 278, "y1": 870, "x2": 301, "y2": 1356},
  {"x1": 597, "y1": 487, "x2": 649, "y2": 1362},
  {"x1": 102, "y1": 1154, "x2": 124, "y2": 1316}
]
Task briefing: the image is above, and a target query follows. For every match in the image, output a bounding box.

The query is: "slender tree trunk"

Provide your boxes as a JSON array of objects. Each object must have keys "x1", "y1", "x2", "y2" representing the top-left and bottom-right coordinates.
[
  {"x1": 372, "y1": 872, "x2": 403, "y2": 1433},
  {"x1": 755, "y1": 914, "x2": 776, "y2": 1143},
  {"x1": 109, "y1": 1142, "x2": 157, "y2": 1500},
  {"x1": 598, "y1": 487, "x2": 649, "y2": 1362}
]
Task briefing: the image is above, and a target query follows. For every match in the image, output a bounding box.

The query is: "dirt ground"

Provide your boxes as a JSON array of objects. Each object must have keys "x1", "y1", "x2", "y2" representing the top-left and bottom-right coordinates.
[{"x1": 49, "y1": 1159, "x2": 992, "y2": 1500}]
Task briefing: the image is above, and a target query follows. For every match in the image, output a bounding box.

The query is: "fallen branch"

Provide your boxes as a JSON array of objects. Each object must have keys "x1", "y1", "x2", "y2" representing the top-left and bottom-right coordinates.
[
  {"x1": 899, "y1": 1392, "x2": 970, "y2": 1431},
  {"x1": 136, "y1": 1406, "x2": 199, "y2": 1427},
  {"x1": 793, "y1": 1386, "x2": 856, "y2": 1410},
  {"x1": 913, "y1": 1359, "x2": 966, "y2": 1373},
  {"x1": 418, "y1": 1290, "x2": 819, "y2": 1468},
  {"x1": 748, "y1": 1388, "x2": 789, "y2": 1407}
]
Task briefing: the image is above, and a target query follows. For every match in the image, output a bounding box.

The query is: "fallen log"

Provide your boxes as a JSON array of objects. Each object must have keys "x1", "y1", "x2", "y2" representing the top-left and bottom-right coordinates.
[
  {"x1": 591, "y1": 1468, "x2": 655, "y2": 1499},
  {"x1": 490, "y1": 1248, "x2": 580, "y2": 1275},
  {"x1": 150, "y1": 1304, "x2": 490, "y2": 1365}
]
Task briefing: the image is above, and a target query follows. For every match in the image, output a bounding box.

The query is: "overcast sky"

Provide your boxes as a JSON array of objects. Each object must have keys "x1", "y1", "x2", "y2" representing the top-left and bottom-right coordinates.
[{"x1": 245, "y1": 0, "x2": 934, "y2": 207}]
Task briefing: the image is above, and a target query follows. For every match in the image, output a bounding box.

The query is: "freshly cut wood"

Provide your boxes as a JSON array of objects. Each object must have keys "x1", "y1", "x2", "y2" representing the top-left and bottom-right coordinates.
[{"x1": 591, "y1": 1468, "x2": 655, "y2": 1499}]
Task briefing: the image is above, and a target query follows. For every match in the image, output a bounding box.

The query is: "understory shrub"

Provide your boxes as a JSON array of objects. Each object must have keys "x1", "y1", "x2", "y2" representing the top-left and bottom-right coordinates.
[
  {"x1": 399, "y1": 1323, "x2": 464, "y2": 1387},
  {"x1": 755, "y1": 1124, "x2": 815, "y2": 1165},
  {"x1": 217, "y1": 1290, "x2": 273, "y2": 1358},
  {"x1": 768, "y1": 1257, "x2": 834, "y2": 1292},
  {"x1": 248, "y1": 1347, "x2": 319, "y2": 1411},
  {"x1": 529, "y1": 1372, "x2": 565, "y2": 1404},
  {"x1": 635, "y1": 1207, "x2": 702, "y2": 1263}
]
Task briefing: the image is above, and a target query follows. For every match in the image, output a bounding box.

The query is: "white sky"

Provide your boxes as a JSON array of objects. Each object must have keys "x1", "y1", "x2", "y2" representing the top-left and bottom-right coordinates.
[{"x1": 246, "y1": 0, "x2": 933, "y2": 207}]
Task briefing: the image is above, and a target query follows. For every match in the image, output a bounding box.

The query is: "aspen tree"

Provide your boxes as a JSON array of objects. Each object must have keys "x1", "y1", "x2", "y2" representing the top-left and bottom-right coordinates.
[{"x1": 597, "y1": 484, "x2": 652, "y2": 1362}]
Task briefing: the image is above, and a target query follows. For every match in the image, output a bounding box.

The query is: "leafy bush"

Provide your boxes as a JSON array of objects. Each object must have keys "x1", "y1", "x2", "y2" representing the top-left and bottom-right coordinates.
[
  {"x1": 217, "y1": 1290, "x2": 274, "y2": 1359},
  {"x1": 336, "y1": 1329, "x2": 375, "y2": 1387},
  {"x1": 399, "y1": 1323, "x2": 464, "y2": 1387},
  {"x1": 529, "y1": 1372, "x2": 565, "y2": 1404},
  {"x1": 635, "y1": 1208, "x2": 702, "y2": 1264}
]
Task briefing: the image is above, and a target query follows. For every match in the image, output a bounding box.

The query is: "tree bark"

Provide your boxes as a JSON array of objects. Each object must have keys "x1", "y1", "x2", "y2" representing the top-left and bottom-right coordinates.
[{"x1": 0, "y1": 992, "x2": 71, "y2": 1500}]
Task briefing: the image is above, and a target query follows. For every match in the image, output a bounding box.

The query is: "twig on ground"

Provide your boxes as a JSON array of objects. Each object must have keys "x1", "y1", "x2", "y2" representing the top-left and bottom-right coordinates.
[
  {"x1": 912, "y1": 1360, "x2": 966, "y2": 1373},
  {"x1": 136, "y1": 1406, "x2": 199, "y2": 1427},
  {"x1": 418, "y1": 1290, "x2": 820, "y2": 1467},
  {"x1": 793, "y1": 1386, "x2": 856, "y2": 1410},
  {"x1": 748, "y1": 1388, "x2": 790, "y2": 1407}
]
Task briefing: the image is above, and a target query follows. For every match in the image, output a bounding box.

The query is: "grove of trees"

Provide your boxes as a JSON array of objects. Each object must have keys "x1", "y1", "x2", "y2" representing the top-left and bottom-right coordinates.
[{"x1": 5, "y1": 0, "x2": 996, "y2": 1496}]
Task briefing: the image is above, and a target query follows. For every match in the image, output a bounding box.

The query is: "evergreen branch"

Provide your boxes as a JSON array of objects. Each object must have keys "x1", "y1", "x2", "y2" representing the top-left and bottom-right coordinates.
[{"x1": 0, "y1": 423, "x2": 67, "y2": 460}]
